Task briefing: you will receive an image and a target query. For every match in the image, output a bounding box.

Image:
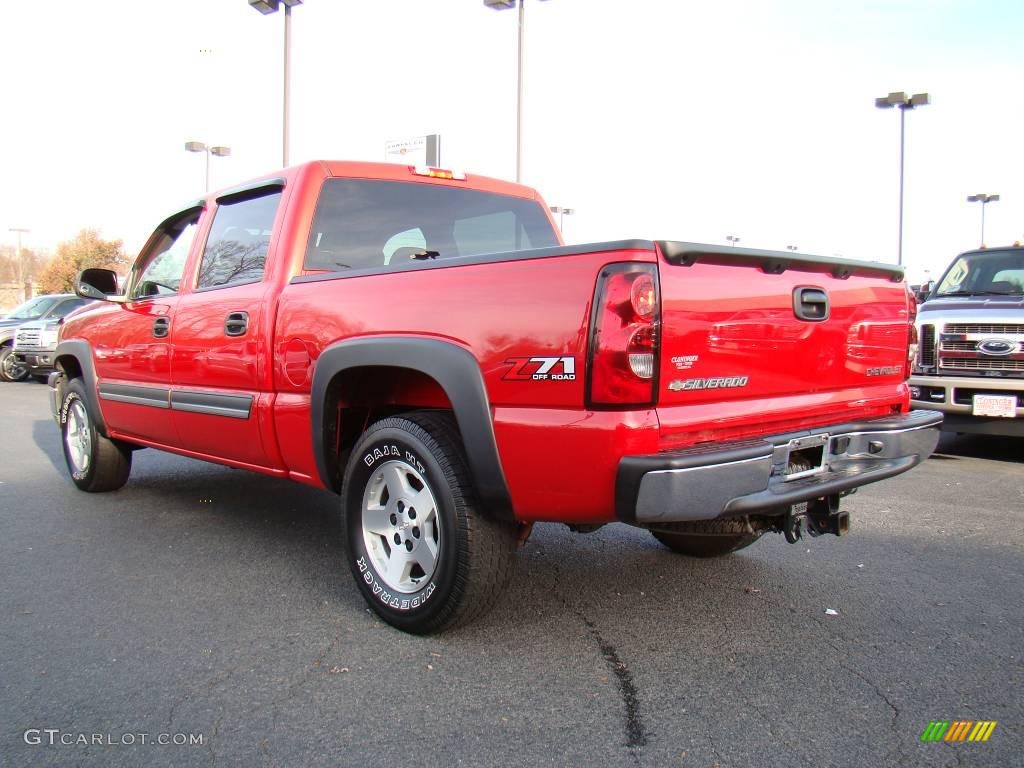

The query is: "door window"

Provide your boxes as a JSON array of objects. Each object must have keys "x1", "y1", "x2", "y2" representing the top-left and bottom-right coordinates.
[
  {"x1": 197, "y1": 192, "x2": 281, "y2": 289},
  {"x1": 129, "y1": 217, "x2": 200, "y2": 300}
]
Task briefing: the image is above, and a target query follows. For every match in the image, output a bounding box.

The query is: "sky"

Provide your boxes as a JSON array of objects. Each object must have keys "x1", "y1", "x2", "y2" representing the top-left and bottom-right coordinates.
[{"x1": 1, "y1": 0, "x2": 1022, "y2": 282}]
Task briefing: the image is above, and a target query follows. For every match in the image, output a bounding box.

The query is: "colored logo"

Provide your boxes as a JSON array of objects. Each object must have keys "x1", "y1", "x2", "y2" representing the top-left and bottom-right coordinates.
[
  {"x1": 502, "y1": 356, "x2": 576, "y2": 381},
  {"x1": 920, "y1": 721, "x2": 997, "y2": 742}
]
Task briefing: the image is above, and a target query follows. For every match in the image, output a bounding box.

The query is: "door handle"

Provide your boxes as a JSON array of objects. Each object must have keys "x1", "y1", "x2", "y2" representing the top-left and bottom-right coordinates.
[
  {"x1": 224, "y1": 311, "x2": 249, "y2": 337},
  {"x1": 152, "y1": 317, "x2": 170, "y2": 338},
  {"x1": 793, "y1": 287, "x2": 829, "y2": 322}
]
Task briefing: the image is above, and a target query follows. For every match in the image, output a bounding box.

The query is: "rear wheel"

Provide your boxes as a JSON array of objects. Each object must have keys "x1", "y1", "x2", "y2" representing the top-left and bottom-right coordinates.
[
  {"x1": 651, "y1": 518, "x2": 763, "y2": 558},
  {"x1": 342, "y1": 412, "x2": 517, "y2": 634},
  {"x1": 59, "y1": 378, "x2": 132, "y2": 492},
  {"x1": 0, "y1": 345, "x2": 27, "y2": 382}
]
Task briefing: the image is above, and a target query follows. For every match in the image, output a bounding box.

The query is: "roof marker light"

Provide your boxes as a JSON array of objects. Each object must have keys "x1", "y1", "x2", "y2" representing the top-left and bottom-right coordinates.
[{"x1": 412, "y1": 166, "x2": 466, "y2": 181}]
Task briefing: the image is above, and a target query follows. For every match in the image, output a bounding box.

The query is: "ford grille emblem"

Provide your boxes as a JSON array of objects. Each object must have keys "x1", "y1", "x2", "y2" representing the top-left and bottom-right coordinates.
[{"x1": 977, "y1": 338, "x2": 1016, "y2": 356}]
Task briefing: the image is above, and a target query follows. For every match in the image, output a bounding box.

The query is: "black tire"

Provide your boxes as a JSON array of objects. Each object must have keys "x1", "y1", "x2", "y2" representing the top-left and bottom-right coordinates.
[
  {"x1": 0, "y1": 345, "x2": 28, "y2": 382},
  {"x1": 651, "y1": 518, "x2": 762, "y2": 558},
  {"x1": 341, "y1": 411, "x2": 517, "y2": 634},
  {"x1": 59, "y1": 378, "x2": 132, "y2": 492},
  {"x1": 32, "y1": 374, "x2": 49, "y2": 383}
]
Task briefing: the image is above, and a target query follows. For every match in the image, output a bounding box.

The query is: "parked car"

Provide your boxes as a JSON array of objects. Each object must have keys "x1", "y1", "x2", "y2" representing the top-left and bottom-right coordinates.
[
  {"x1": 50, "y1": 160, "x2": 941, "y2": 633},
  {"x1": 909, "y1": 245, "x2": 1024, "y2": 436},
  {"x1": 0, "y1": 295, "x2": 92, "y2": 382},
  {"x1": 14, "y1": 315, "x2": 81, "y2": 382}
]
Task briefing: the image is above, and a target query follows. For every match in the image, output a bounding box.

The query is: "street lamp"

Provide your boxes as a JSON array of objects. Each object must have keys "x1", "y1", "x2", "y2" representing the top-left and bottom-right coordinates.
[
  {"x1": 484, "y1": 0, "x2": 549, "y2": 183},
  {"x1": 875, "y1": 90, "x2": 930, "y2": 266},
  {"x1": 726, "y1": 235, "x2": 740, "y2": 247},
  {"x1": 966, "y1": 193, "x2": 1000, "y2": 246},
  {"x1": 185, "y1": 142, "x2": 232, "y2": 192},
  {"x1": 549, "y1": 205, "x2": 574, "y2": 234},
  {"x1": 248, "y1": 0, "x2": 302, "y2": 167}
]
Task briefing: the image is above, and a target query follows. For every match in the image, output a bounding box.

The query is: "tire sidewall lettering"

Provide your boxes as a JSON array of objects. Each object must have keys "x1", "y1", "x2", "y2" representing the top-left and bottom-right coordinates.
[
  {"x1": 355, "y1": 555, "x2": 436, "y2": 611},
  {"x1": 61, "y1": 391, "x2": 90, "y2": 481}
]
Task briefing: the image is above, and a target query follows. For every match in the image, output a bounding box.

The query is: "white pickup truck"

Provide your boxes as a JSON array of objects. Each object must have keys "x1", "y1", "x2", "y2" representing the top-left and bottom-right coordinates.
[{"x1": 910, "y1": 245, "x2": 1024, "y2": 437}]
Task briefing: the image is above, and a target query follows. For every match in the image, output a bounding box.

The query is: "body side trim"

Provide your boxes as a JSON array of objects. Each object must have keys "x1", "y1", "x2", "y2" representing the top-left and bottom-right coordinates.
[
  {"x1": 171, "y1": 390, "x2": 254, "y2": 419},
  {"x1": 98, "y1": 382, "x2": 171, "y2": 409}
]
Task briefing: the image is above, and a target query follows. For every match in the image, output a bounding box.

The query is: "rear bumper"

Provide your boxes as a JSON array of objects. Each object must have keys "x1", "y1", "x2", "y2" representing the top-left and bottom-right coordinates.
[{"x1": 616, "y1": 409, "x2": 942, "y2": 523}]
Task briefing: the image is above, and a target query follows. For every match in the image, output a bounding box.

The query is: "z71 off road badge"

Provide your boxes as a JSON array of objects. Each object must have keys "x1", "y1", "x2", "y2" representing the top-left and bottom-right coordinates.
[{"x1": 503, "y1": 356, "x2": 576, "y2": 381}]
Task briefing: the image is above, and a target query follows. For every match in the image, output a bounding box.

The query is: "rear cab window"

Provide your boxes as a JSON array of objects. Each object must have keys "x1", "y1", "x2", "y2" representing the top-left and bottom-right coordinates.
[{"x1": 304, "y1": 179, "x2": 558, "y2": 272}]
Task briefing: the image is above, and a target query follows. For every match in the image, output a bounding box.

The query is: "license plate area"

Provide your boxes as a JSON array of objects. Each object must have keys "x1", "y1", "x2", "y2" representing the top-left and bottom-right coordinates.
[
  {"x1": 972, "y1": 394, "x2": 1017, "y2": 418},
  {"x1": 781, "y1": 434, "x2": 829, "y2": 481}
]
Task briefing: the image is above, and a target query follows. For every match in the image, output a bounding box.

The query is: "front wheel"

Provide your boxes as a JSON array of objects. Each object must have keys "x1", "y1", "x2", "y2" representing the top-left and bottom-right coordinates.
[
  {"x1": 0, "y1": 345, "x2": 28, "y2": 382},
  {"x1": 59, "y1": 378, "x2": 132, "y2": 492},
  {"x1": 342, "y1": 412, "x2": 517, "y2": 634}
]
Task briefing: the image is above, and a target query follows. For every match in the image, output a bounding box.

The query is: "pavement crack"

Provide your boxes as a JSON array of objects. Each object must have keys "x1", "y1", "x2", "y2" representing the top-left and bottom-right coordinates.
[
  {"x1": 580, "y1": 614, "x2": 648, "y2": 751},
  {"x1": 267, "y1": 633, "x2": 343, "y2": 736},
  {"x1": 814, "y1": 629, "x2": 906, "y2": 766}
]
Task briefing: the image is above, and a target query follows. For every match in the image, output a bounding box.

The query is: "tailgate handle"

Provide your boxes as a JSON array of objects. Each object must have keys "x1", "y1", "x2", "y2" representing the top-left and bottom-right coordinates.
[{"x1": 793, "y1": 287, "x2": 829, "y2": 322}]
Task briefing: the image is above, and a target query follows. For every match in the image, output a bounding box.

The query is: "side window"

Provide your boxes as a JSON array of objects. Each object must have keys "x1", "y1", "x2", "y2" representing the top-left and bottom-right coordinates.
[
  {"x1": 197, "y1": 192, "x2": 281, "y2": 289},
  {"x1": 129, "y1": 217, "x2": 200, "y2": 300},
  {"x1": 50, "y1": 298, "x2": 91, "y2": 318},
  {"x1": 382, "y1": 228, "x2": 427, "y2": 265}
]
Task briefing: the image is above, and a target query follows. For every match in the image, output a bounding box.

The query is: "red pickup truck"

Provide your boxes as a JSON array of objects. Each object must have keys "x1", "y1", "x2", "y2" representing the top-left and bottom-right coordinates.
[{"x1": 52, "y1": 161, "x2": 941, "y2": 633}]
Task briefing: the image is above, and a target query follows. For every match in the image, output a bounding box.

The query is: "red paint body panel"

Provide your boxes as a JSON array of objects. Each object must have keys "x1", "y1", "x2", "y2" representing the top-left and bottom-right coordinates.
[{"x1": 59, "y1": 160, "x2": 915, "y2": 526}]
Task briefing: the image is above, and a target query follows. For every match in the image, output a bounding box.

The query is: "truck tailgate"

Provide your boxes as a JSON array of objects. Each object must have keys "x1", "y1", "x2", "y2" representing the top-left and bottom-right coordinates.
[{"x1": 655, "y1": 242, "x2": 910, "y2": 432}]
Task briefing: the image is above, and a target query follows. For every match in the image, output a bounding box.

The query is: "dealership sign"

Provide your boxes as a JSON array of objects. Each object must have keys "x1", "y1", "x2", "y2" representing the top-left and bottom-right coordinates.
[{"x1": 385, "y1": 134, "x2": 441, "y2": 167}]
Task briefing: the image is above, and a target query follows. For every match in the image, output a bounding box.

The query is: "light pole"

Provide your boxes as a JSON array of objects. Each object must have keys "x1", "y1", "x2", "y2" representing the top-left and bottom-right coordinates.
[
  {"x1": 9, "y1": 227, "x2": 29, "y2": 298},
  {"x1": 726, "y1": 235, "x2": 740, "y2": 247},
  {"x1": 185, "y1": 142, "x2": 232, "y2": 192},
  {"x1": 484, "y1": 0, "x2": 549, "y2": 183},
  {"x1": 967, "y1": 193, "x2": 1000, "y2": 246},
  {"x1": 549, "y1": 205, "x2": 574, "y2": 234},
  {"x1": 248, "y1": 0, "x2": 302, "y2": 167},
  {"x1": 875, "y1": 90, "x2": 930, "y2": 266}
]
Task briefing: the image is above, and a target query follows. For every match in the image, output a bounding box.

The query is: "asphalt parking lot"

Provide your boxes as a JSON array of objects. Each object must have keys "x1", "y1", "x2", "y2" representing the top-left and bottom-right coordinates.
[{"x1": 1, "y1": 380, "x2": 1021, "y2": 768}]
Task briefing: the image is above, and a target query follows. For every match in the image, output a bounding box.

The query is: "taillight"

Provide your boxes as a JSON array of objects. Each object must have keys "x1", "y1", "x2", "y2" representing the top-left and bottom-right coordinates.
[
  {"x1": 587, "y1": 263, "x2": 660, "y2": 406},
  {"x1": 906, "y1": 285, "x2": 918, "y2": 380}
]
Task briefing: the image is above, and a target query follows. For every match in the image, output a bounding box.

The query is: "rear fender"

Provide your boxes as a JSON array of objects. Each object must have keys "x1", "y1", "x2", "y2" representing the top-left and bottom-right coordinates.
[{"x1": 310, "y1": 337, "x2": 514, "y2": 521}]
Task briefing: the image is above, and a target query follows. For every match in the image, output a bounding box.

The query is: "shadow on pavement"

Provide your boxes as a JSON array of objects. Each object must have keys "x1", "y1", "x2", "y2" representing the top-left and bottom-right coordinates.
[{"x1": 933, "y1": 432, "x2": 1024, "y2": 464}]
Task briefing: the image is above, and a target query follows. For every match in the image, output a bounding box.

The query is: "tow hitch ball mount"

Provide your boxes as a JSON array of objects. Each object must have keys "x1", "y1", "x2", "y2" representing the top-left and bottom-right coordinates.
[{"x1": 781, "y1": 494, "x2": 850, "y2": 543}]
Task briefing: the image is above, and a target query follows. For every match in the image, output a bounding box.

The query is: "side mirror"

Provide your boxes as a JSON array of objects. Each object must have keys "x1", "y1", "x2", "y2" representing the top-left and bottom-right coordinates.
[
  {"x1": 916, "y1": 280, "x2": 934, "y2": 303},
  {"x1": 76, "y1": 268, "x2": 124, "y2": 303}
]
